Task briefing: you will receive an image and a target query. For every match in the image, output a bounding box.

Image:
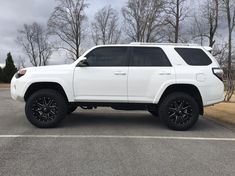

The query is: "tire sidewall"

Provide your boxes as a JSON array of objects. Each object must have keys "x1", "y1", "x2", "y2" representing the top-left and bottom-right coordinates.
[
  {"x1": 25, "y1": 89, "x2": 68, "y2": 128},
  {"x1": 67, "y1": 104, "x2": 78, "y2": 114},
  {"x1": 159, "y1": 92, "x2": 199, "y2": 131}
]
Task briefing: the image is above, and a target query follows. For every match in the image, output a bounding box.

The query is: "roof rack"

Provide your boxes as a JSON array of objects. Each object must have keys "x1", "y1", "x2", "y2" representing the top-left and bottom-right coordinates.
[{"x1": 129, "y1": 42, "x2": 200, "y2": 46}]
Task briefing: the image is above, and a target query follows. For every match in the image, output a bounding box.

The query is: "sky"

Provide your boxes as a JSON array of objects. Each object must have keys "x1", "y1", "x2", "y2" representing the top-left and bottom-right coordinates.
[
  {"x1": 0, "y1": 0, "x2": 233, "y2": 67},
  {"x1": 0, "y1": 0, "x2": 127, "y2": 66}
]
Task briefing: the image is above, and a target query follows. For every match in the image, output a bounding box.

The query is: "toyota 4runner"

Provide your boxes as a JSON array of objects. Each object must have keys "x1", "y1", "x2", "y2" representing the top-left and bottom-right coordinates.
[{"x1": 11, "y1": 43, "x2": 224, "y2": 130}]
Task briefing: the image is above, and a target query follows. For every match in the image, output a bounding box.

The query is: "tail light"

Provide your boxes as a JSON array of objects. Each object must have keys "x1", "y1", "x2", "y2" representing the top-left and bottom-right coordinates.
[
  {"x1": 16, "y1": 68, "x2": 27, "y2": 78},
  {"x1": 212, "y1": 68, "x2": 223, "y2": 81}
]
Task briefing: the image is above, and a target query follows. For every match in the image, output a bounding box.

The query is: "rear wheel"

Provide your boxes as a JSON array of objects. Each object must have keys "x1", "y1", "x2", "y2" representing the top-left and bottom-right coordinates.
[
  {"x1": 159, "y1": 92, "x2": 199, "y2": 131},
  {"x1": 25, "y1": 89, "x2": 68, "y2": 128}
]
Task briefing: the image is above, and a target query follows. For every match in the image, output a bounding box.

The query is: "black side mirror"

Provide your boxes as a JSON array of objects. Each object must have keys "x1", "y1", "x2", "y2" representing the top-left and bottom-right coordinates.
[{"x1": 78, "y1": 59, "x2": 89, "y2": 67}]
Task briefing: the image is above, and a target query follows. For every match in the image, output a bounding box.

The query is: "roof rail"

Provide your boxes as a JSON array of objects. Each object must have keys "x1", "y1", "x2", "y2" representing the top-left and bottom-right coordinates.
[{"x1": 129, "y1": 42, "x2": 200, "y2": 46}]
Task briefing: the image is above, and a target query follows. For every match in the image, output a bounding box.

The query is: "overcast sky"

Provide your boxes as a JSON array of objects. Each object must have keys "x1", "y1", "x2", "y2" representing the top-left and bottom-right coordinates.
[
  {"x1": 0, "y1": 0, "x2": 233, "y2": 66},
  {"x1": 0, "y1": 0, "x2": 127, "y2": 66}
]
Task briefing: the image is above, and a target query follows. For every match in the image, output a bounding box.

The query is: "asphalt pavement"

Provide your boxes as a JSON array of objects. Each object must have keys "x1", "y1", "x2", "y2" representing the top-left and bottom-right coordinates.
[{"x1": 0, "y1": 89, "x2": 234, "y2": 176}]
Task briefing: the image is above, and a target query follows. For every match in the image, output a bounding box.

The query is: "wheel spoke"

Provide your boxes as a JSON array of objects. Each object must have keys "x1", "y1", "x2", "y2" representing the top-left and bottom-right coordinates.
[
  {"x1": 168, "y1": 99, "x2": 193, "y2": 125},
  {"x1": 32, "y1": 96, "x2": 58, "y2": 122},
  {"x1": 169, "y1": 107, "x2": 177, "y2": 112}
]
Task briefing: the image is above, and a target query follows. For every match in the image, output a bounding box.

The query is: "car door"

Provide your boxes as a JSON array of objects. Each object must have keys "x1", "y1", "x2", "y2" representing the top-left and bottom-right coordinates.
[
  {"x1": 74, "y1": 46, "x2": 129, "y2": 102},
  {"x1": 128, "y1": 47, "x2": 175, "y2": 103}
]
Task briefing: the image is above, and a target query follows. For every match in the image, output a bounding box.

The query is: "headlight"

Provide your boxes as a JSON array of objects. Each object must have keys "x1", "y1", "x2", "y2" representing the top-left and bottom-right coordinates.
[{"x1": 16, "y1": 68, "x2": 27, "y2": 78}]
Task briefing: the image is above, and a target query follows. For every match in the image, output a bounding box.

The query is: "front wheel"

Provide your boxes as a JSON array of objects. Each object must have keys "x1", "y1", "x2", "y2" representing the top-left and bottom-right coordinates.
[
  {"x1": 25, "y1": 89, "x2": 68, "y2": 128},
  {"x1": 159, "y1": 92, "x2": 199, "y2": 131},
  {"x1": 148, "y1": 110, "x2": 158, "y2": 117},
  {"x1": 67, "y1": 104, "x2": 78, "y2": 114}
]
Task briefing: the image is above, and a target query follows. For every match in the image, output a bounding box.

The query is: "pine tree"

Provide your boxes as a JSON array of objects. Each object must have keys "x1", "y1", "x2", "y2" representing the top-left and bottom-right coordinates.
[
  {"x1": 2, "y1": 53, "x2": 17, "y2": 83},
  {"x1": 0, "y1": 67, "x2": 2, "y2": 83}
]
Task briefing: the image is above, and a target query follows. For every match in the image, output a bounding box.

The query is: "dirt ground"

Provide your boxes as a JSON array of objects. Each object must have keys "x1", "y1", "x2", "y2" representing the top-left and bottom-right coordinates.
[
  {"x1": 205, "y1": 94, "x2": 235, "y2": 126},
  {"x1": 0, "y1": 83, "x2": 10, "y2": 88}
]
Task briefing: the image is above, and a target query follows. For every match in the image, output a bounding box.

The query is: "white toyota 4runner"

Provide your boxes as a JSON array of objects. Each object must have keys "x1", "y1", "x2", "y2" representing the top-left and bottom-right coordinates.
[{"x1": 11, "y1": 43, "x2": 224, "y2": 130}]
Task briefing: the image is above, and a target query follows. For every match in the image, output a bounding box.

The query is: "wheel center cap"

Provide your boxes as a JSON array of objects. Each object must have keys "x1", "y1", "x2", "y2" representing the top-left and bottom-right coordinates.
[{"x1": 43, "y1": 107, "x2": 48, "y2": 112}]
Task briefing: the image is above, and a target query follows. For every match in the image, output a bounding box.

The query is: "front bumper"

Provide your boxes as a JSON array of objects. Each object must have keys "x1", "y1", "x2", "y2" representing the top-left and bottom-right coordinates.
[{"x1": 11, "y1": 76, "x2": 25, "y2": 102}]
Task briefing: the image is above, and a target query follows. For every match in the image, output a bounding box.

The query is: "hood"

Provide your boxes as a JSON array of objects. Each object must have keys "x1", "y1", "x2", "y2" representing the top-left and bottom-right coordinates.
[{"x1": 24, "y1": 64, "x2": 73, "y2": 73}]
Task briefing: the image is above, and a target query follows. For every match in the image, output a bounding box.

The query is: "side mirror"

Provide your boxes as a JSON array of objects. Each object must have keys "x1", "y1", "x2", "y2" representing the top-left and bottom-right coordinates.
[{"x1": 78, "y1": 59, "x2": 89, "y2": 67}]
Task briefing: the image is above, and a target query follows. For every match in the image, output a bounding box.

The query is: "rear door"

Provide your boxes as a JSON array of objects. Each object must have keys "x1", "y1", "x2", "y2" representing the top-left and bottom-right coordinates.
[{"x1": 128, "y1": 47, "x2": 175, "y2": 103}]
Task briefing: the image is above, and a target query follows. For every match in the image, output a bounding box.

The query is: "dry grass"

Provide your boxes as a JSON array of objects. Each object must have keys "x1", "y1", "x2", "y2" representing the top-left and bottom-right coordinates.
[
  {"x1": 0, "y1": 83, "x2": 10, "y2": 88},
  {"x1": 205, "y1": 94, "x2": 235, "y2": 126}
]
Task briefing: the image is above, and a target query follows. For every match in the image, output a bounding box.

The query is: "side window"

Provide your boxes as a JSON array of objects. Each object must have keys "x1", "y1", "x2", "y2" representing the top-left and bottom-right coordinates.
[
  {"x1": 175, "y1": 48, "x2": 212, "y2": 66},
  {"x1": 130, "y1": 47, "x2": 171, "y2": 67},
  {"x1": 85, "y1": 47, "x2": 128, "y2": 67}
]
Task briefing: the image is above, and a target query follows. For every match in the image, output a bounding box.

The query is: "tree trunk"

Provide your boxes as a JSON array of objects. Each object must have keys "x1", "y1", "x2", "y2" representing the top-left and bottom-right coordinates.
[
  {"x1": 225, "y1": 29, "x2": 234, "y2": 101},
  {"x1": 175, "y1": 0, "x2": 179, "y2": 43}
]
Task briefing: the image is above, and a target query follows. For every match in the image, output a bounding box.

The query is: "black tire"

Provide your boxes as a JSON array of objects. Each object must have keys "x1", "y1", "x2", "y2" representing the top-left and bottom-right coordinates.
[
  {"x1": 148, "y1": 110, "x2": 158, "y2": 117},
  {"x1": 67, "y1": 104, "x2": 78, "y2": 114},
  {"x1": 25, "y1": 89, "x2": 68, "y2": 128},
  {"x1": 159, "y1": 92, "x2": 199, "y2": 131}
]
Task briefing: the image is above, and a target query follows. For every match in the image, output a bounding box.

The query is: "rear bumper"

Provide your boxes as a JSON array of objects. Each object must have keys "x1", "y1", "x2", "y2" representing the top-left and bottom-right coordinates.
[
  {"x1": 199, "y1": 81, "x2": 224, "y2": 106},
  {"x1": 205, "y1": 96, "x2": 224, "y2": 106}
]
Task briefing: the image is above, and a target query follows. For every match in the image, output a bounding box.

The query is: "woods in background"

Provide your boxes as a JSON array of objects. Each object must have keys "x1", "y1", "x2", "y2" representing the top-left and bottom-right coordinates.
[{"x1": 12, "y1": 0, "x2": 235, "y2": 100}]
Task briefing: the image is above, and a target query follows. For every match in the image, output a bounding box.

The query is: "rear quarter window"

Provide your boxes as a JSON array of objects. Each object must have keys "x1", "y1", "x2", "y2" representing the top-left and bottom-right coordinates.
[{"x1": 175, "y1": 48, "x2": 212, "y2": 66}]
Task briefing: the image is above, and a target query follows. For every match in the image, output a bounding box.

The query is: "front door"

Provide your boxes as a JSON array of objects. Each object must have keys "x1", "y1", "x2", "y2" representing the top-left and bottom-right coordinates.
[{"x1": 74, "y1": 47, "x2": 129, "y2": 102}]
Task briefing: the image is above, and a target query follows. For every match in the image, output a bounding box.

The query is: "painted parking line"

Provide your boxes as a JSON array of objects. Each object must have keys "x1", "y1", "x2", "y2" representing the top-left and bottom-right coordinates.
[{"x1": 0, "y1": 135, "x2": 235, "y2": 141}]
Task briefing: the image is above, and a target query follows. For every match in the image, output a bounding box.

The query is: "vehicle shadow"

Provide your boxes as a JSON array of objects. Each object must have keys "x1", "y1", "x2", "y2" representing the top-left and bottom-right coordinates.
[
  {"x1": 60, "y1": 110, "x2": 164, "y2": 129},
  {"x1": 58, "y1": 109, "x2": 213, "y2": 131}
]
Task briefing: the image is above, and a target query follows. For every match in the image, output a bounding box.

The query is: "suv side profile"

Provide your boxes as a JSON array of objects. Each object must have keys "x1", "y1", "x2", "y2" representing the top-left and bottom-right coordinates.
[{"x1": 11, "y1": 43, "x2": 224, "y2": 130}]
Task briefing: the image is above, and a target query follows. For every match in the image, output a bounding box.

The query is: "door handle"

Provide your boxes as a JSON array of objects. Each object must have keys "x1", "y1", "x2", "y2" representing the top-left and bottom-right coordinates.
[
  {"x1": 159, "y1": 72, "x2": 171, "y2": 75},
  {"x1": 114, "y1": 71, "x2": 127, "y2": 76}
]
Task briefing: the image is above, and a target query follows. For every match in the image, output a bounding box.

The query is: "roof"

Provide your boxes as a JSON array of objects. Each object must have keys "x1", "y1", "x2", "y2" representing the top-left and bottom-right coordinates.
[{"x1": 129, "y1": 42, "x2": 200, "y2": 46}]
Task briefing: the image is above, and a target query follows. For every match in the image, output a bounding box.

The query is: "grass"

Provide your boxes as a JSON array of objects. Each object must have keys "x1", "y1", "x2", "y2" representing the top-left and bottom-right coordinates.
[
  {"x1": 205, "y1": 94, "x2": 235, "y2": 126},
  {"x1": 0, "y1": 83, "x2": 10, "y2": 88}
]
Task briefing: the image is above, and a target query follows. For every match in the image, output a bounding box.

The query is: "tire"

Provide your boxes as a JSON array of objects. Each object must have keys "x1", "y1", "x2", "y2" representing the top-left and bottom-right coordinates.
[
  {"x1": 25, "y1": 89, "x2": 68, "y2": 128},
  {"x1": 159, "y1": 92, "x2": 199, "y2": 131},
  {"x1": 148, "y1": 110, "x2": 158, "y2": 117},
  {"x1": 67, "y1": 104, "x2": 78, "y2": 114}
]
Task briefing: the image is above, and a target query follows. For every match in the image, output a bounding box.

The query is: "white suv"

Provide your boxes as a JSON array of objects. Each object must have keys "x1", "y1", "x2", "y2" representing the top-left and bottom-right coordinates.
[{"x1": 11, "y1": 43, "x2": 224, "y2": 130}]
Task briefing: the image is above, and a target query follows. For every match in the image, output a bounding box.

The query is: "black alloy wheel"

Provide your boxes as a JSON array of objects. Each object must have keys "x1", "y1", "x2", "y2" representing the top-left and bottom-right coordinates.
[
  {"x1": 25, "y1": 89, "x2": 68, "y2": 128},
  {"x1": 159, "y1": 92, "x2": 199, "y2": 130}
]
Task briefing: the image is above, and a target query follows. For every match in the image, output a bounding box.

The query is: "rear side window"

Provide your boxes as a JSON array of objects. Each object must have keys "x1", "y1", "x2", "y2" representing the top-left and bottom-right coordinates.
[
  {"x1": 86, "y1": 47, "x2": 128, "y2": 67},
  {"x1": 130, "y1": 47, "x2": 171, "y2": 67},
  {"x1": 175, "y1": 48, "x2": 212, "y2": 66}
]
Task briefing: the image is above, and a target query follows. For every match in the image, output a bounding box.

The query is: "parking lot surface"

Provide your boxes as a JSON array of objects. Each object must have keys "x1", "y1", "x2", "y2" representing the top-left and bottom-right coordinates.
[{"x1": 0, "y1": 89, "x2": 234, "y2": 176}]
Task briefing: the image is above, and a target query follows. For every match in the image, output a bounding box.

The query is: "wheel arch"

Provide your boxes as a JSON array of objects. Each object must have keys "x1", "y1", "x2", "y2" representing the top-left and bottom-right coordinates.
[
  {"x1": 158, "y1": 84, "x2": 204, "y2": 115},
  {"x1": 24, "y1": 82, "x2": 69, "y2": 102}
]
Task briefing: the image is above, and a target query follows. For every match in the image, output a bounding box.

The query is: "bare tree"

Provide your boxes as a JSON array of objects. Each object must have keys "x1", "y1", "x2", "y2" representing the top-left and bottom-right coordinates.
[
  {"x1": 213, "y1": 43, "x2": 228, "y2": 67},
  {"x1": 16, "y1": 56, "x2": 26, "y2": 69},
  {"x1": 17, "y1": 23, "x2": 52, "y2": 66},
  {"x1": 48, "y1": 0, "x2": 88, "y2": 61},
  {"x1": 122, "y1": 0, "x2": 165, "y2": 42},
  {"x1": 164, "y1": 0, "x2": 188, "y2": 43},
  {"x1": 91, "y1": 6, "x2": 121, "y2": 45},
  {"x1": 192, "y1": 0, "x2": 219, "y2": 47},
  {"x1": 222, "y1": 0, "x2": 235, "y2": 101}
]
